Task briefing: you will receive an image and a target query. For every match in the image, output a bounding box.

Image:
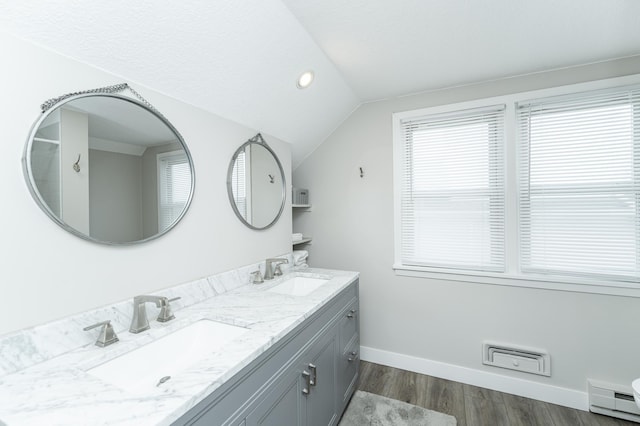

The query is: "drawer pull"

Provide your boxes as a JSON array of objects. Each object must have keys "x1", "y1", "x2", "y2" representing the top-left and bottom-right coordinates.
[
  {"x1": 302, "y1": 370, "x2": 311, "y2": 395},
  {"x1": 309, "y1": 363, "x2": 317, "y2": 386},
  {"x1": 347, "y1": 309, "x2": 357, "y2": 319},
  {"x1": 348, "y1": 351, "x2": 358, "y2": 362}
]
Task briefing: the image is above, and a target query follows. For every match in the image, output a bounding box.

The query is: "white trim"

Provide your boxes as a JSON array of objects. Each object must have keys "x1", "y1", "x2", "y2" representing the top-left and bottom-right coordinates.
[
  {"x1": 393, "y1": 265, "x2": 640, "y2": 298},
  {"x1": 392, "y1": 73, "x2": 640, "y2": 296},
  {"x1": 360, "y1": 345, "x2": 588, "y2": 411},
  {"x1": 89, "y1": 137, "x2": 146, "y2": 156}
]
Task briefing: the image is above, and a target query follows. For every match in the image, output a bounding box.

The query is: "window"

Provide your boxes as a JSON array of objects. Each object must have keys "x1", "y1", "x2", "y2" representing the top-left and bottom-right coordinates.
[
  {"x1": 396, "y1": 105, "x2": 506, "y2": 273},
  {"x1": 393, "y1": 77, "x2": 640, "y2": 292},
  {"x1": 518, "y1": 87, "x2": 640, "y2": 282},
  {"x1": 158, "y1": 151, "x2": 191, "y2": 231},
  {"x1": 230, "y1": 149, "x2": 250, "y2": 221}
]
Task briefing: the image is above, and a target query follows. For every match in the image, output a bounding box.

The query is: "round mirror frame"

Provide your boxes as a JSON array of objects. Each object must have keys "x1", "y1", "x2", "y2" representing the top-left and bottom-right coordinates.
[
  {"x1": 226, "y1": 134, "x2": 286, "y2": 230},
  {"x1": 22, "y1": 93, "x2": 196, "y2": 245}
]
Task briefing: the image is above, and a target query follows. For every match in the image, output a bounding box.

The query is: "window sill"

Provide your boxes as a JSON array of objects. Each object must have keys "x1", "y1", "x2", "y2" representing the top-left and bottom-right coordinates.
[{"x1": 393, "y1": 264, "x2": 640, "y2": 298}]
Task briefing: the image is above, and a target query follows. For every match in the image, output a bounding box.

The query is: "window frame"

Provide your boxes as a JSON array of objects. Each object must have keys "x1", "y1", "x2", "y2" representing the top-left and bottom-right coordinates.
[
  {"x1": 392, "y1": 74, "x2": 640, "y2": 297},
  {"x1": 396, "y1": 104, "x2": 507, "y2": 273},
  {"x1": 157, "y1": 150, "x2": 191, "y2": 232}
]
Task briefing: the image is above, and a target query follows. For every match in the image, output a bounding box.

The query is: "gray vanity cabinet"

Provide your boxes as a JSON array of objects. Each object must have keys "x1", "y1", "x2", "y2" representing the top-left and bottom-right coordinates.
[
  {"x1": 246, "y1": 329, "x2": 337, "y2": 426},
  {"x1": 336, "y1": 299, "x2": 359, "y2": 414},
  {"x1": 175, "y1": 279, "x2": 359, "y2": 426},
  {"x1": 303, "y1": 329, "x2": 338, "y2": 426},
  {"x1": 245, "y1": 366, "x2": 303, "y2": 426}
]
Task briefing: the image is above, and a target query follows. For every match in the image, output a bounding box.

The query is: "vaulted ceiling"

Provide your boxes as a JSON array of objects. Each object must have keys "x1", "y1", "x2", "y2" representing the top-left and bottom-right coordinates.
[{"x1": 2, "y1": 0, "x2": 640, "y2": 167}]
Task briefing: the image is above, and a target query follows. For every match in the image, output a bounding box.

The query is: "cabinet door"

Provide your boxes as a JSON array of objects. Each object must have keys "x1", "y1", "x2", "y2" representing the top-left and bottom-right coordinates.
[
  {"x1": 337, "y1": 337, "x2": 359, "y2": 409},
  {"x1": 305, "y1": 330, "x2": 338, "y2": 426},
  {"x1": 245, "y1": 368, "x2": 303, "y2": 426}
]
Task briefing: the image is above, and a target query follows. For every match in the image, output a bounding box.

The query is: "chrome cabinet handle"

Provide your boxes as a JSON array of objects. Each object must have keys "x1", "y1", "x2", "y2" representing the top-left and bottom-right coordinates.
[
  {"x1": 309, "y1": 363, "x2": 317, "y2": 386},
  {"x1": 347, "y1": 309, "x2": 357, "y2": 319},
  {"x1": 348, "y1": 351, "x2": 358, "y2": 362},
  {"x1": 302, "y1": 370, "x2": 311, "y2": 395}
]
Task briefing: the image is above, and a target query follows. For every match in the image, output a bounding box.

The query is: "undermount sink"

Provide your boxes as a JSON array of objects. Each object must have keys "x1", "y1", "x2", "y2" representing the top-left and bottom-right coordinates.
[
  {"x1": 267, "y1": 275, "x2": 330, "y2": 297},
  {"x1": 87, "y1": 319, "x2": 248, "y2": 396}
]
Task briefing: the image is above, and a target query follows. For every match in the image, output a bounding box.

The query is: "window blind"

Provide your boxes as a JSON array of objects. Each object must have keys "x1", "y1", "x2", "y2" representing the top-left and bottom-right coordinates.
[
  {"x1": 231, "y1": 150, "x2": 247, "y2": 219},
  {"x1": 399, "y1": 105, "x2": 506, "y2": 272},
  {"x1": 517, "y1": 86, "x2": 640, "y2": 282},
  {"x1": 158, "y1": 152, "x2": 191, "y2": 231}
]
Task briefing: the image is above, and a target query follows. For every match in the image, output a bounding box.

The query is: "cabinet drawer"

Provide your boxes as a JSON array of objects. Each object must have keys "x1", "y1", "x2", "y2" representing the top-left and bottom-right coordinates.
[{"x1": 338, "y1": 300, "x2": 358, "y2": 354}]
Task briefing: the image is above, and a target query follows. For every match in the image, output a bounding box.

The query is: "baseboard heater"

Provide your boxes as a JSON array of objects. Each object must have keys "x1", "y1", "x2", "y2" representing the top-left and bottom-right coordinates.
[{"x1": 588, "y1": 380, "x2": 640, "y2": 423}]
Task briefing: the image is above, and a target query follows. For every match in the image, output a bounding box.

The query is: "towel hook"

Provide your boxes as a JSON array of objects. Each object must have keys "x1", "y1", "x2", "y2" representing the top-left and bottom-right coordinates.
[
  {"x1": 73, "y1": 154, "x2": 81, "y2": 173},
  {"x1": 359, "y1": 167, "x2": 364, "y2": 178},
  {"x1": 268, "y1": 174, "x2": 274, "y2": 183}
]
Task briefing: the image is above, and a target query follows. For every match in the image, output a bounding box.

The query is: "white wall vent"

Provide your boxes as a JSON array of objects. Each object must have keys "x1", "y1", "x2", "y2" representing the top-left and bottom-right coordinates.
[
  {"x1": 588, "y1": 380, "x2": 640, "y2": 423},
  {"x1": 482, "y1": 342, "x2": 550, "y2": 377}
]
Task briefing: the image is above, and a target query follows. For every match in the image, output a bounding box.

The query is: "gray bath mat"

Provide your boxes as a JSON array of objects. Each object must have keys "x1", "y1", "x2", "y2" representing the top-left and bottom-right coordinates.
[{"x1": 339, "y1": 390, "x2": 457, "y2": 426}]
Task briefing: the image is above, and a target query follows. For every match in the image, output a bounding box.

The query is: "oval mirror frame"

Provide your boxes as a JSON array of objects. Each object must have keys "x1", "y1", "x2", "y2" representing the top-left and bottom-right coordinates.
[
  {"x1": 22, "y1": 93, "x2": 196, "y2": 245},
  {"x1": 227, "y1": 134, "x2": 286, "y2": 230}
]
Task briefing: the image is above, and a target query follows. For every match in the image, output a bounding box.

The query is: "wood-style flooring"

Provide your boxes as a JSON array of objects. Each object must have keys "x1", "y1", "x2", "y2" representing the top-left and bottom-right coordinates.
[{"x1": 356, "y1": 361, "x2": 637, "y2": 426}]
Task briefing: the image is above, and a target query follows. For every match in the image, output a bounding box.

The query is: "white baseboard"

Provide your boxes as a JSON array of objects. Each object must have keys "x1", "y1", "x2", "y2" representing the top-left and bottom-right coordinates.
[{"x1": 360, "y1": 346, "x2": 588, "y2": 411}]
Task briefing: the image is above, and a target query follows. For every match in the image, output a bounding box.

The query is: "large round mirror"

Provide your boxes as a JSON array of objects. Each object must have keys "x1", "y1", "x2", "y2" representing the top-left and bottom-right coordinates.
[
  {"x1": 23, "y1": 93, "x2": 195, "y2": 244},
  {"x1": 227, "y1": 134, "x2": 285, "y2": 230}
]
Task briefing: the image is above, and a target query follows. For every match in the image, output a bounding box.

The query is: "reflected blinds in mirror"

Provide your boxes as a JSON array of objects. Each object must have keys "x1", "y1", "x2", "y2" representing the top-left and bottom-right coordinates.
[
  {"x1": 158, "y1": 151, "x2": 191, "y2": 231},
  {"x1": 231, "y1": 150, "x2": 248, "y2": 220}
]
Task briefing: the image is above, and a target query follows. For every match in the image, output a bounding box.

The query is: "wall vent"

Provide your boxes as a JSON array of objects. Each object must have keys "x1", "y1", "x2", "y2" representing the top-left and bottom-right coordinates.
[
  {"x1": 482, "y1": 342, "x2": 550, "y2": 377},
  {"x1": 588, "y1": 380, "x2": 640, "y2": 423}
]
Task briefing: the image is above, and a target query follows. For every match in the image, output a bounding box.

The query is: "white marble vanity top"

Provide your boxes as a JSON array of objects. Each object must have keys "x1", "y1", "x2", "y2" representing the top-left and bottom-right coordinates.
[{"x1": 0, "y1": 266, "x2": 359, "y2": 426}]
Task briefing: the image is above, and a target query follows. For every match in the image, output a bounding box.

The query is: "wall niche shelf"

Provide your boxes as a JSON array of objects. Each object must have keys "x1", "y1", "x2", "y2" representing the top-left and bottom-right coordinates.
[
  {"x1": 293, "y1": 237, "x2": 312, "y2": 246},
  {"x1": 292, "y1": 204, "x2": 311, "y2": 209}
]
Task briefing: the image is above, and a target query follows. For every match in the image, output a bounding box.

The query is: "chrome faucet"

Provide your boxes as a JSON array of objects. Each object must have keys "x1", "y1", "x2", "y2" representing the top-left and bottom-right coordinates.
[
  {"x1": 264, "y1": 258, "x2": 289, "y2": 280},
  {"x1": 129, "y1": 295, "x2": 181, "y2": 333}
]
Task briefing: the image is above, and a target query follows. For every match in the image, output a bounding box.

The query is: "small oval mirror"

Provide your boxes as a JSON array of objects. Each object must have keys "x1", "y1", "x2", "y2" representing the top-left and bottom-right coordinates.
[
  {"x1": 227, "y1": 134, "x2": 285, "y2": 230},
  {"x1": 23, "y1": 93, "x2": 195, "y2": 244}
]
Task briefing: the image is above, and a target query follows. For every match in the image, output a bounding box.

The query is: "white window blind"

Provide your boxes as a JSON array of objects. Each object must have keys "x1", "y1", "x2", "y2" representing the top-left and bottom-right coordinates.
[
  {"x1": 517, "y1": 86, "x2": 640, "y2": 282},
  {"x1": 231, "y1": 150, "x2": 248, "y2": 219},
  {"x1": 158, "y1": 152, "x2": 191, "y2": 231},
  {"x1": 399, "y1": 105, "x2": 506, "y2": 272}
]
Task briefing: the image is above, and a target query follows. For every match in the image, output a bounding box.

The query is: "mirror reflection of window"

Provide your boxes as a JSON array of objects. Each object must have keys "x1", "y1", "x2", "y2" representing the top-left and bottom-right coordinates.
[
  {"x1": 231, "y1": 148, "x2": 253, "y2": 222},
  {"x1": 158, "y1": 151, "x2": 191, "y2": 231},
  {"x1": 231, "y1": 150, "x2": 247, "y2": 218}
]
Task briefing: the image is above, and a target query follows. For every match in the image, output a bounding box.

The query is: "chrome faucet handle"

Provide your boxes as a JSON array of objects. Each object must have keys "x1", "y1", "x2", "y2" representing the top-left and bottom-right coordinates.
[
  {"x1": 157, "y1": 297, "x2": 181, "y2": 323},
  {"x1": 250, "y1": 270, "x2": 264, "y2": 284},
  {"x1": 83, "y1": 320, "x2": 119, "y2": 347},
  {"x1": 274, "y1": 263, "x2": 285, "y2": 276}
]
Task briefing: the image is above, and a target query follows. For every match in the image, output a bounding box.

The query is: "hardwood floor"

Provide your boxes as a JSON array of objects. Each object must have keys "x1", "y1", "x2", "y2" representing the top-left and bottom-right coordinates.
[{"x1": 356, "y1": 361, "x2": 637, "y2": 426}]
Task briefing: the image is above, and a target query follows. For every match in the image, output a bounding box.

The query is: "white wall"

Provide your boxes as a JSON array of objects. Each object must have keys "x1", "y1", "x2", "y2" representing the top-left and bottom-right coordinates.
[
  {"x1": 0, "y1": 32, "x2": 292, "y2": 336},
  {"x1": 89, "y1": 149, "x2": 143, "y2": 242},
  {"x1": 251, "y1": 144, "x2": 284, "y2": 228},
  {"x1": 293, "y1": 57, "x2": 640, "y2": 406}
]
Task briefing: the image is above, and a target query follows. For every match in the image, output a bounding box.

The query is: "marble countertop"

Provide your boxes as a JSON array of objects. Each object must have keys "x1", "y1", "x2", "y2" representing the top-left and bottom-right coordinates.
[{"x1": 0, "y1": 268, "x2": 359, "y2": 426}]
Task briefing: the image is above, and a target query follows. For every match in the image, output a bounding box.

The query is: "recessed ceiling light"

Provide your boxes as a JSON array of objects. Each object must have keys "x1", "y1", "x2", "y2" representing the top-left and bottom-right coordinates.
[{"x1": 297, "y1": 71, "x2": 314, "y2": 89}]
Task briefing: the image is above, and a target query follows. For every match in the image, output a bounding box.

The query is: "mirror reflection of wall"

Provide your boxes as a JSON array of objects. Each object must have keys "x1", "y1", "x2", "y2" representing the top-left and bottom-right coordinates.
[
  {"x1": 24, "y1": 94, "x2": 195, "y2": 244},
  {"x1": 228, "y1": 134, "x2": 285, "y2": 230}
]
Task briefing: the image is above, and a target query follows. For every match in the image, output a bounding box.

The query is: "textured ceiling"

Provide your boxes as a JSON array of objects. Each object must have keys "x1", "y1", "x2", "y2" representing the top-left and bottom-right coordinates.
[
  {"x1": 282, "y1": 0, "x2": 640, "y2": 101},
  {"x1": 0, "y1": 0, "x2": 359, "y2": 168},
  {"x1": 2, "y1": 1, "x2": 640, "y2": 167}
]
